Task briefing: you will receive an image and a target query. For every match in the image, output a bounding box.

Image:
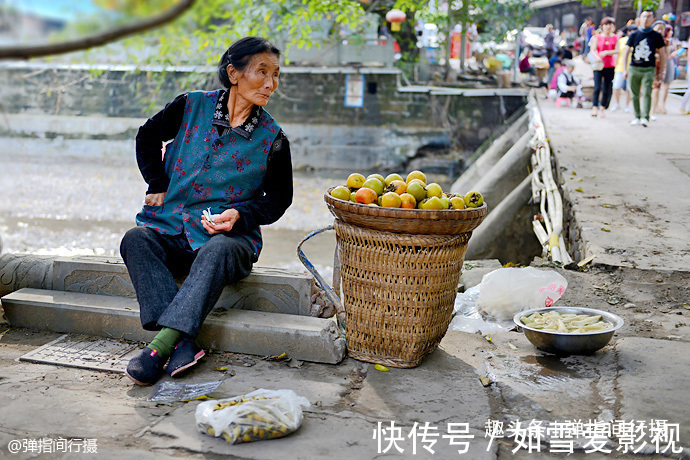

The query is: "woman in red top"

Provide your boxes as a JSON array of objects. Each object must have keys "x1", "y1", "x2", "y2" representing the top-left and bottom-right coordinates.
[{"x1": 591, "y1": 17, "x2": 618, "y2": 118}]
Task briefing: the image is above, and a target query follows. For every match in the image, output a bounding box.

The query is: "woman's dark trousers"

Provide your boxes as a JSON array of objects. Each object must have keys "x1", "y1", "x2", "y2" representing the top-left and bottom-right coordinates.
[
  {"x1": 592, "y1": 67, "x2": 615, "y2": 108},
  {"x1": 120, "y1": 227, "x2": 254, "y2": 338}
]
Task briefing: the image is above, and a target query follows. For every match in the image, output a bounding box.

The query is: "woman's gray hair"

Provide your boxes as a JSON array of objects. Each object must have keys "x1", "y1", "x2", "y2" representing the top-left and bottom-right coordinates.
[{"x1": 218, "y1": 37, "x2": 280, "y2": 88}]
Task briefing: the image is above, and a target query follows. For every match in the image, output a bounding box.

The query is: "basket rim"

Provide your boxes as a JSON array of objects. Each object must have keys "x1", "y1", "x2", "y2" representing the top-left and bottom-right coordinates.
[{"x1": 324, "y1": 186, "x2": 488, "y2": 221}]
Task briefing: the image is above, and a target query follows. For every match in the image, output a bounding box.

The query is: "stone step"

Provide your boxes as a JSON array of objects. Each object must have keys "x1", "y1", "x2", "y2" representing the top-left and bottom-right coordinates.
[
  {"x1": 1, "y1": 288, "x2": 345, "y2": 365},
  {"x1": 0, "y1": 254, "x2": 314, "y2": 316}
]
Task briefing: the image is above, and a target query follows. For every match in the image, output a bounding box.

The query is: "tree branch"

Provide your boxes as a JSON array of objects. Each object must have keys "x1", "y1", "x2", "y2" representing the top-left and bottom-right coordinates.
[{"x1": 0, "y1": 0, "x2": 196, "y2": 60}]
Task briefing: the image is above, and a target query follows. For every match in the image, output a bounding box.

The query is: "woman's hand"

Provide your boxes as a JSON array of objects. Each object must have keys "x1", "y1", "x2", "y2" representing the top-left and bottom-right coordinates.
[
  {"x1": 145, "y1": 192, "x2": 166, "y2": 206},
  {"x1": 201, "y1": 208, "x2": 240, "y2": 235}
]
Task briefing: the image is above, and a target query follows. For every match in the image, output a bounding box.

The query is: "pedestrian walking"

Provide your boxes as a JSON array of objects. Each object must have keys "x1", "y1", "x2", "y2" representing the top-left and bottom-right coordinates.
[
  {"x1": 545, "y1": 24, "x2": 556, "y2": 58},
  {"x1": 580, "y1": 18, "x2": 594, "y2": 55},
  {"x1": 649, "y1": 21, "x2": 668, "y2": 121},
  {"x1": 622, "y1": 10, "x2": 667, "y2": 126},
  {"x1": 610, "y1": 24, "x2": 637, "y2": 112},
  {"x1": 121, "y1": 36, "x2": 293, "y2": 386},
  {"x1": 653, "y1": 25, "x2": 677, "y2": 116},
  {"x1": 590, "y1": 17, "x2": 618, "y2": 118},
  {"x1": 680, "y1": 53, "x2": 690, "y2": 115}
]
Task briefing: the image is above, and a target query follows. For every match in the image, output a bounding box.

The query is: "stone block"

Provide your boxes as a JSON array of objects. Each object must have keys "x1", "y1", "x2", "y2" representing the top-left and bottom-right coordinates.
[
  {"x1": 53, "y1": 256, "x2": 134, "y2": 296},
  {"x1": 0, "y1": 253, "x2": 55, "y2": 297},
  {"x1": 1, "y1": 288, "x2": 345, "y2": 364},
  {"x1": 51, "y1": 255, "x2": 313, "y2": 316}
]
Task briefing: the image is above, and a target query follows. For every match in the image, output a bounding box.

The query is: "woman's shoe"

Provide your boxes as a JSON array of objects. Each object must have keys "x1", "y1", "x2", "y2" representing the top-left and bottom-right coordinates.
[
  {"x1": 125, "y1": 347, "x2": 166, "y2": 385},
  {"x1": 167, "y1": 339, "x2": 205, "y2": 377}
]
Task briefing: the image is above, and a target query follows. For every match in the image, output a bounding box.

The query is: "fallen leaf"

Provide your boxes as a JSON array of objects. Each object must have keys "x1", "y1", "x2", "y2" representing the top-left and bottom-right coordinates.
[
  {"x1": 484, "y1": 335, "x2": 492, "y2": 343},
  {"x1": 263, "y1": 352, "x2": 288, "y2": 361},
  {"x1": 215, "y1": 367, "x2": 228, "y2": 372},
  {"x1": 374, "y1": 364, "x2": 389, "y2": 372},
  {"x1": 575, "y1": 187, "x2": 583, "y2": 192},
  {"x1": 601, "y1": 228, "x2": 611, "y2": 232},
  {"x1": 479, "y1": 376, "x2": 492, "y2": 387},
  {"x1": 507, "y1": 343, "x2": 518, "y2": 350}
]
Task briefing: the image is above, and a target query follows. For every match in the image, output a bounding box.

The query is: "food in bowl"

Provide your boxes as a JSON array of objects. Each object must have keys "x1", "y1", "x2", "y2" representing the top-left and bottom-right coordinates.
[
  {"x1": 514, "y1": 307, "x2": 624, "y2": 355},
  {"x1": 520, "y1": 310, "x2": 613, "y2": 334}
]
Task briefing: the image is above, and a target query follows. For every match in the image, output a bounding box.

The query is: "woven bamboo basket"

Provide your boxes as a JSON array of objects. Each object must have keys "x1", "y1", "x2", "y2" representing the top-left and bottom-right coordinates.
[{"x1": 325, "y1": 191, "x2": 487, "y2": 368}]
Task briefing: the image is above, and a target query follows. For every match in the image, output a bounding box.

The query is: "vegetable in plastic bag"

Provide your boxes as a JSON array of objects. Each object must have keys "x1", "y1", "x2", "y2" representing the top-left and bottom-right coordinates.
[
  {"x1": 195, "y1": 388, "x2": 311, "y2": 444},
  {"x1": 476, "y1": 267, "x2": 567, "y2": 320}
]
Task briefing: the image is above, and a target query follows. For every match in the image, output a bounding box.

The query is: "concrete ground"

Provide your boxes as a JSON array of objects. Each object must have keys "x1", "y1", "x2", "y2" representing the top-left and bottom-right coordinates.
[{"x1": 1, "y1": 73, "x2": 690, "y2": 458}]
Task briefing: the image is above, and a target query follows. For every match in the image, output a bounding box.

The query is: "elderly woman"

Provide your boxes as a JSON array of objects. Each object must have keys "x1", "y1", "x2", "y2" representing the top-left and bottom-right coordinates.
[{"x1": 121, "y1": 37, "x2": 292, "y2": 385}]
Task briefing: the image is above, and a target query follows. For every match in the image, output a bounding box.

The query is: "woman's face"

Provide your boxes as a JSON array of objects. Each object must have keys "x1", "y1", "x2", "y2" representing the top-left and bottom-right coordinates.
[
  {"x1": 603, "y1": 23, "x2": 615, "y2": 33},
  {"x1": 653, "y1": 23, "x2": 664, "y2": 34},
  {"x1": 228, "y1": 52, "x2": 280, "y2": 107}
]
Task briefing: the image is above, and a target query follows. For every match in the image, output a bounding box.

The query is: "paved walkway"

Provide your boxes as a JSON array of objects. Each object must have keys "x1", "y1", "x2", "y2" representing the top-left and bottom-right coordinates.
[{"x1": 539, "y1": 72, "x2": 690, "y2": 271}]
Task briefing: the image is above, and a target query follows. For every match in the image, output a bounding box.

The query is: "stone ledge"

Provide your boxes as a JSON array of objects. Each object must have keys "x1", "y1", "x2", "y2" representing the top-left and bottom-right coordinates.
[
  {"x1": 1, "y1": 253, "x2": 313, "y2": 316},
  {"x1": 1, "y1": 288, "x2": 345, "y2": 364}
]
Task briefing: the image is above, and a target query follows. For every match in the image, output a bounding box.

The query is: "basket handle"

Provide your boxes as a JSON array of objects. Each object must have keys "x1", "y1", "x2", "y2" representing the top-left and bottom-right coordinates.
[{"x1": 296, "y1": 225, "x2": 345, "y2": 321}]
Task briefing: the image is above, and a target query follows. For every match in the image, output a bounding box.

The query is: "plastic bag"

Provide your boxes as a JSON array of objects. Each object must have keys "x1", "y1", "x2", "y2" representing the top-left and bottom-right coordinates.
[
  {"x1": 476, "y1": 267, "x2": 567, "y2": 320},
  {"x1": 449, "y1": 285, "x2": 514, "y2": 334},
  {"x1": 195, "y1": 389, "x2": 310, "y2": 444}
]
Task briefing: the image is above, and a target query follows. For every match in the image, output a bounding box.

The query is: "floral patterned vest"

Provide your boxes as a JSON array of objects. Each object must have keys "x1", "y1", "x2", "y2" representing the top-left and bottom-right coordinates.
[{"x1": 136, "y1": 90, "x2": 280, "y2": 256}]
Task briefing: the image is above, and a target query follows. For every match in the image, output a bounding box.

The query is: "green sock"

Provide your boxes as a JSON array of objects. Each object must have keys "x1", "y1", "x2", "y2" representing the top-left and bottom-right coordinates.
[{"x1": 148, "y1": 328, "x2": 182, "y2": 359}]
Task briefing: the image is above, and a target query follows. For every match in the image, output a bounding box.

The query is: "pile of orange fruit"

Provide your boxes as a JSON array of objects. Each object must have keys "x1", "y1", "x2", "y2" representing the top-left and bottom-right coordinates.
[{"x1": 329, "y1": 170, "x2": 484, "y2": 210}]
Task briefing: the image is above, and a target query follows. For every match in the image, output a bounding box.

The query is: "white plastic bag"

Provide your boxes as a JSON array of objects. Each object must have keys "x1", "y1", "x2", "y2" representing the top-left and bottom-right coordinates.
[
  {"x1": 448, "y1": 285, "x2": 514, "y2": 334},
  {"x1": 476, "y1": 267, "x2": 567, "y2": 320},
  {"x1": 195, "y1": 388, "x2": 311, "y2": 444}
]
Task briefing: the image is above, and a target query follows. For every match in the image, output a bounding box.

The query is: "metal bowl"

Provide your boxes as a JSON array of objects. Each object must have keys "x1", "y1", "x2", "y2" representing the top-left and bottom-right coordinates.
[{"x1": 513, "y1": 307, "x2": 624, "y2": 355}]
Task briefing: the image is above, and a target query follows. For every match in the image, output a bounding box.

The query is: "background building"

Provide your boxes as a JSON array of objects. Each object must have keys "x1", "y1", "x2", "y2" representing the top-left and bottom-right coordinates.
[{"x1": 529, "y1": 0, "x2": 690, "y2": 41}]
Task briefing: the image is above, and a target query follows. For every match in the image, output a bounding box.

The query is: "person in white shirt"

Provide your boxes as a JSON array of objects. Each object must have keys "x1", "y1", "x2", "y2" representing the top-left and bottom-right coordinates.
[{"x1": 557, "y1": 60, "x2": 583, "y2": 106}]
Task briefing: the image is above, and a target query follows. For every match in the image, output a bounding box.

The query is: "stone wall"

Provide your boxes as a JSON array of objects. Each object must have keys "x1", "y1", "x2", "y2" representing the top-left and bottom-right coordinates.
[{"x1": 0, "y1": 64, "x2": 526, "y2": 171}]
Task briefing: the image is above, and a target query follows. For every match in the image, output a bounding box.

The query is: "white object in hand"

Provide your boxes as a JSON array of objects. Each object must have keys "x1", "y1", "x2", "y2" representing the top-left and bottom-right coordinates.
[{"x1": 202, "y1": 208, "x2": 220, "y2": 225}]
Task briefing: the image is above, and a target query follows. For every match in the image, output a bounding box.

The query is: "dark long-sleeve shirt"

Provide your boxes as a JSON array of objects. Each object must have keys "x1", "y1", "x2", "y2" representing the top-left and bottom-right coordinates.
[{"x1": 135, "y1": 90, "x2": 293, "y2": 236}]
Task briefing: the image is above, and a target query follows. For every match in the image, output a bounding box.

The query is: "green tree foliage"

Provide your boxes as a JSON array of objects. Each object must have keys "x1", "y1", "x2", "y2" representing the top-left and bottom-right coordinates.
[
  {"x1": 48, "y1": 0, "x2": 529, "y2": 66},
  {"x1": 90, "y1": 0, "x2": 371, "y2": 66}
]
